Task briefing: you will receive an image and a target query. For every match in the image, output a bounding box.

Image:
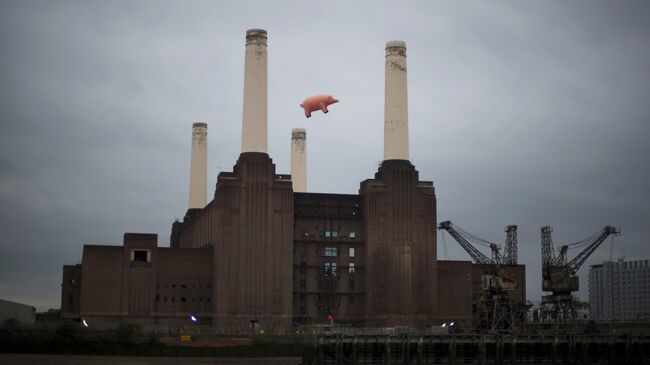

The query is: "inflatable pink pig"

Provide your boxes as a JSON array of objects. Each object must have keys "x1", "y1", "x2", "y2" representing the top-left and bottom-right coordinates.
[{"x1": 300, "y1": 94, "x2": 339, "y2": 118}]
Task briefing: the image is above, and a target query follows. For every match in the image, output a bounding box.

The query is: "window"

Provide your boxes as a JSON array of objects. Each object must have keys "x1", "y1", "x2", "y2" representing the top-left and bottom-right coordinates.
[
  {"x1": 323, "y1": 262, "x2": 337, "y2": 277},
  {"x1": 132, "y1": 249, "x2": 149, "y2": 262},
  {"x1": 181, "y1": 297, "x2": 187, "y2": 302},
  {"x1": 325, "y1": 231, "x2": 331, "y2": 238},
  {"x1": 349, "y1": 263, "x2": 355, "y2": 274},
  {"x1": 155, "y1": 294, "x2": 159, "y2": 302},
  {"x1": 349, "y1": 232, "x2": 356, "y2": 239},
  {"x1": 349, "y1": 247, "x2": 355, "y2": 257},
  {"x1": 181, "y1": 284, "x2": 186, "y2": 288},
  {"x1": 68, "y1": 295, "x2": 74, "y2": 310},
  {"x1": 332, "y1": 231, "x2": 338, "y2": 238},
  {"x1": 324, "y1": 247, "x2": 338, "y2": 257}
]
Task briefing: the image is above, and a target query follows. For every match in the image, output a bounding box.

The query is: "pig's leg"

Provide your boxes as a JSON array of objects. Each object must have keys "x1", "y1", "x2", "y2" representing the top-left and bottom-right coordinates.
[{"x1": 320, "y1": 103, "x2": 328, "y2": 113}]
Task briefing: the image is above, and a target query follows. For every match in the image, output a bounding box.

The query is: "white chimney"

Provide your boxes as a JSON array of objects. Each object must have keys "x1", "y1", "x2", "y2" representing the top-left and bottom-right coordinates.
[
  {"x1": 188, "y1": 122, "x2": 207, "y2": 209},
  {"x1": 291, "y1": 128, "x2": 307, "y2": 192},
  {"x1": 383, "y1": 40, "x2": 409, "y2": 161},
  {"x1": 241, "y1": 29, "x2": 268, "y2": 153}
]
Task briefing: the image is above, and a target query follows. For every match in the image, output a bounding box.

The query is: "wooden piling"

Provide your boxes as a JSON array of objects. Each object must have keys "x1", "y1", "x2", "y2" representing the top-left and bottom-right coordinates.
[{"x1": 449, "y1": 336, "x2": 457, "y2": 365}]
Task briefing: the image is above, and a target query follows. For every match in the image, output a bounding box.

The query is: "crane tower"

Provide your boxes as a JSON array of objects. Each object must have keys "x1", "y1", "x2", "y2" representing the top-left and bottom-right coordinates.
[
  {"x1": 540, "y1": 225, "x2": 620, "y2": 322},
  {"x1": 438, "y1": 221, "x2": 528, "y2": 331}
]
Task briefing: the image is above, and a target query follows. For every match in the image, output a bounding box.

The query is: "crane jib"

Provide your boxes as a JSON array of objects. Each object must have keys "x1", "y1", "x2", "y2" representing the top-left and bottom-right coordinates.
[{"x1": 437, "y1": 220, "x2": 517, "y2": 266}]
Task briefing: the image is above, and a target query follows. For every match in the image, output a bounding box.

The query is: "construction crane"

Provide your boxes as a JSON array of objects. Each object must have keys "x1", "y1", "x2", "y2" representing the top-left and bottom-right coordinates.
[
  {"x1": 503, "y1": 225, "x2": 517, "y2": 265},
  {"x1": 438, "y1": 221, "x2": 526, "y2": 331},
  {"x1": 540, "y1": 225, "x2": 620, "y2": 322},
  {"x1": 437, "y1": 221, "x2": 517, "y2": 265}
]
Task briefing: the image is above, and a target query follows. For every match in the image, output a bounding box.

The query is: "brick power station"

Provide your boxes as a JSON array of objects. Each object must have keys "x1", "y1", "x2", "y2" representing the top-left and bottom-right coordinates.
[{"x1": 61, "y1": 29, "x2": 526, "y2": 333}]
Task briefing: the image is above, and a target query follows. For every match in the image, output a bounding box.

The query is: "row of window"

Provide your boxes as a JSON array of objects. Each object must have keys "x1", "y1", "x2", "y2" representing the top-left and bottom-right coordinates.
[
  {"x1": 324, "y1": 247, "x2": 355, "y2": 257},
  {"x1": 324, "y1": 231, "x2": 356, "y2": 239},
  {"x1": 156, "y1": 283, "x2": 211, "y2": 289},
  {"x1": 156, "y1": 295, "x2": 211, "y2": 303},
  {"x1": 322, "y1": 262, "x2": 356, "y2": 277},
  {"x1": 622, "y1": 260, "x2": 650, "y2": 269}
]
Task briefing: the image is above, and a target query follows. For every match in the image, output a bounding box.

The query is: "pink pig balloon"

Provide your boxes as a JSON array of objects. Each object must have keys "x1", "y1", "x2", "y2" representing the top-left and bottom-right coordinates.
[{"x1": 300, "y1": 94, "x2": 339, "y2": 118}]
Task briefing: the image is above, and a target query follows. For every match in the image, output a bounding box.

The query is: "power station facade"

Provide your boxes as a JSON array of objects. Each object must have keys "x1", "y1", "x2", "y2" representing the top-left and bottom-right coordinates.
[{"x1": 60, "y1": 29, "x2": 526, "y2": 333}]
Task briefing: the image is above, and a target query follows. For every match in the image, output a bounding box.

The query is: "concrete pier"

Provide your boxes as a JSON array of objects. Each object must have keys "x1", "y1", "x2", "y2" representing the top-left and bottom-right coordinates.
[{"x1": 309, "y1": 333, "x2": 649, "y2": 364}]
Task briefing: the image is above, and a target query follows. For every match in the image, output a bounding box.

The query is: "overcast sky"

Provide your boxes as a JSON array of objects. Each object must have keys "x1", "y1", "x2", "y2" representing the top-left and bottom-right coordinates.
[{"x1": 1, "y1": 1, "x2": 649, "y2": 312}]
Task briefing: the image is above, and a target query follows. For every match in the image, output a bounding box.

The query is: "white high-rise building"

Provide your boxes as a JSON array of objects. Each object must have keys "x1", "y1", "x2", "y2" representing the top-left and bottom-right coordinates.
[{"x1": 589, "y1": 259, "x2": 650, "y2": 321}]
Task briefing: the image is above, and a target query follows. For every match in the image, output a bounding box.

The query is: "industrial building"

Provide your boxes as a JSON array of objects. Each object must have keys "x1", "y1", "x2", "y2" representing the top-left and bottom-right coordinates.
[
  {"x1": 589, "y1": 259, "x2": 650, "y2": 321},
  {"x1": 0, "y1": 298, "x2": 36, "y2": 326},
  {"x1": 61, "y1": 29, "x2": 526, "y2": 333}
]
